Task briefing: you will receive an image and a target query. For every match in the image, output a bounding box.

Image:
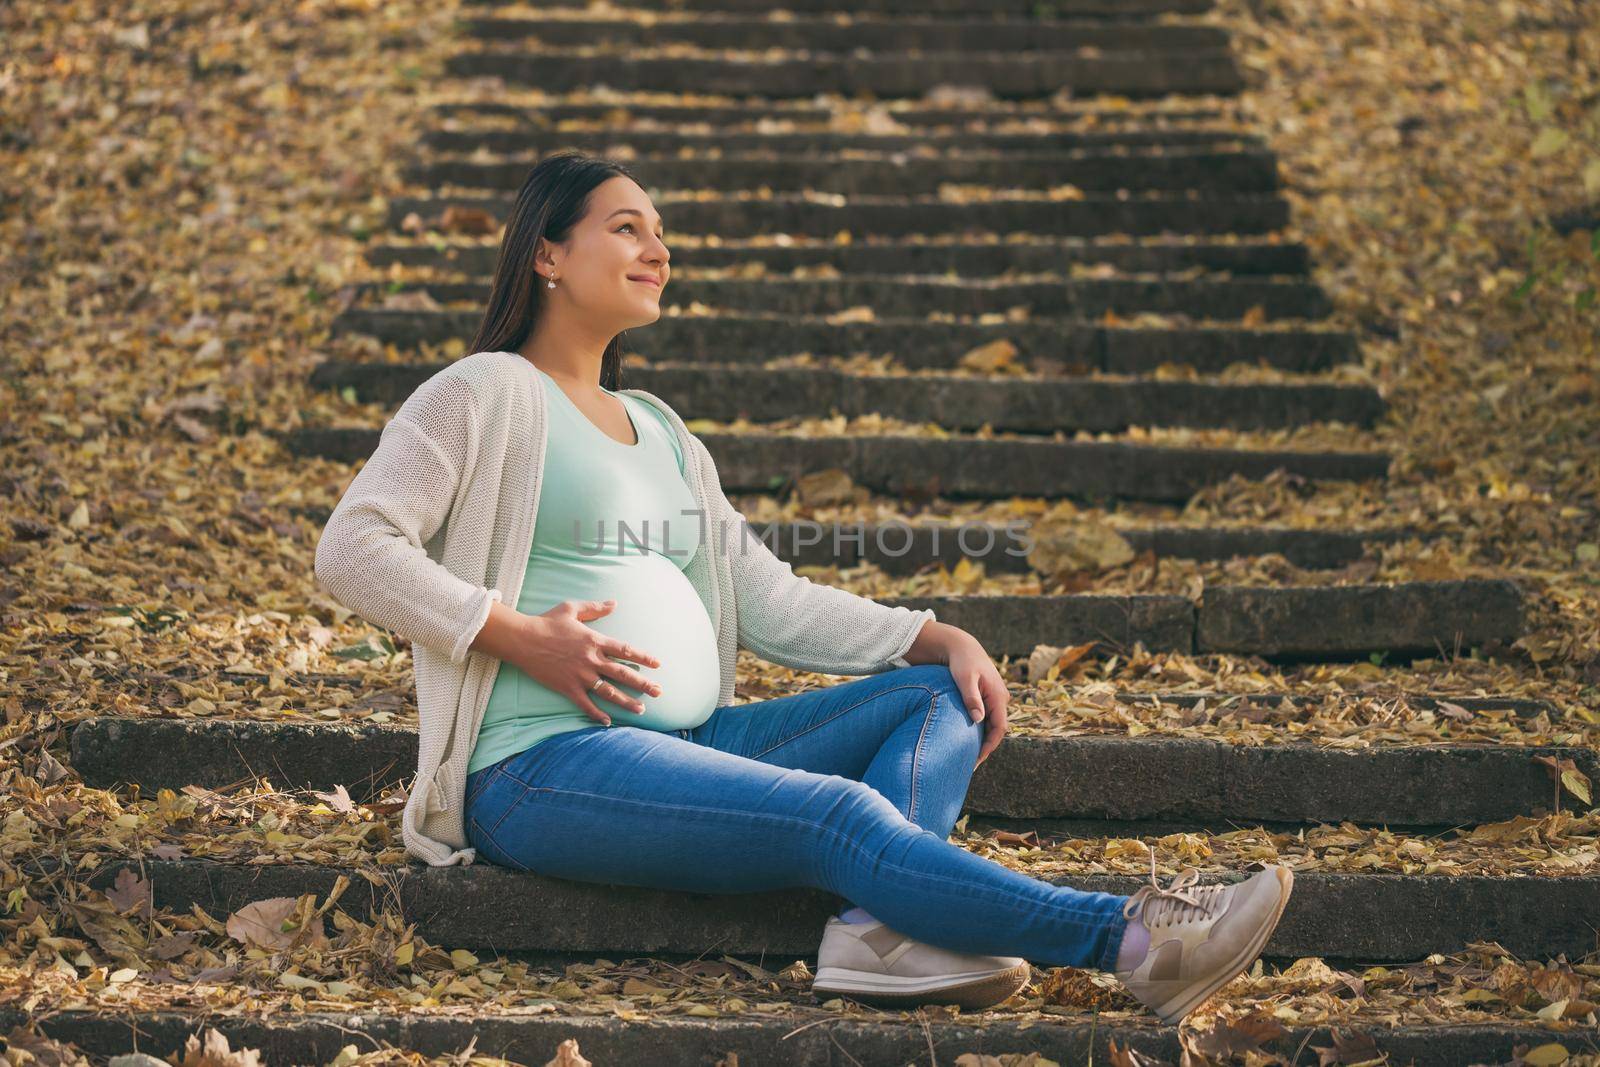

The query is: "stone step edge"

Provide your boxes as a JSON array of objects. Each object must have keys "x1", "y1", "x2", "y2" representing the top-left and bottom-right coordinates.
[
  {"x1": 291, "y1": 515, "x2": 1524, "y2": 654},
  {"x1": 455, "y1": 10, "x2": 1230, "y2": 31},
  {"x1": 429, "y1": 98, "x2": 1242, "y2": 119},
  {"x1": 285, "y1": 500, "x2": 1411, "y2": 571},
  {"x1": 604, "y1": 0, "x2": 1221, "y2": 16},
  {"x1": 328, "y1": 310, "x2": 1357, "y2": 375},
  {"x1": 311, "y1": 355, "x2": 1364, "y2": 387},
  {"x1": 355, "y1": 272, "x2": 1323, "y2": 293},
  {"x1": 421, "y1": 128, "x2": 1270, "y2": 154},
  {"x1": 308, "y1": 359, "x2": 1379, "y2": 435},
  {"x1": 389, "y1": 188, "x2": 1289, "y2": 210},
  {"x1": 62, "y1": 858, "x2": 1600, "y2": 963},
  {"x1": 363, "y1": 234, "x2": 1311, "y2": 273},
  {"x1": 366, "y1": 234, "x2": 1301, "y2": 249},
  {"x1": 412, "y1": 142, "x2": 1270, "y2": 164},
  {"x1": 332, "y1": 308, "x2": 1355, "y2": 359},
  {"x1": 0, "y1": 1007, "x2": 1583, "y2": 1067},
  {"x1": 444, "y1": 49, "x2": 1245, "y2": 98},
  {"x1": 384, "y1": 191, "x2": 1287, "y2": 240},
  {"x1": 279, "y1": 424, "x2": 1392, "y2": 465},
  {"x1": 282, "y1": 425, "x2": 1394, "y2": 508},
  {"x1": 104, "y1": 667, "x2": 1565, "y2": 718},
  {"x1": 450, "y1": 39, "x2": 1240, "y2": 59},
  {"x1": 409, "y1": 163, "x2": 1276, "y2": 202},
  {"x1": 70, "y1": 715, "x2": 1596, "y2": 827},
  {"x1": 355, "y1": 278, "x2": 1330, "y2": 320},
  {"x1": 434, "y1": 118, "x2": 1250, "y2": 135}
]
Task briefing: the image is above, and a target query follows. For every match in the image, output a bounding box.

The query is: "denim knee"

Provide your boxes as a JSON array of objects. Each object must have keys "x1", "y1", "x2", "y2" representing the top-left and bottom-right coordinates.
[
  {"x1": 899, "y1": 662, "x2": 978, "y2": 717},
  {"x1": 895, "y1": 663, "x2": 983, "y2": 753}
]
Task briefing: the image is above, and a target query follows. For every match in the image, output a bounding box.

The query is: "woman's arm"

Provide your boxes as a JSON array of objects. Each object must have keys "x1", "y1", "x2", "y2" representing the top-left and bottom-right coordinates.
[
  {"x1": 898, "y1": 618, "x2": 969, "y2": 665},
  {"x1": 313, "y1": 373, "x2": 501, "y2": 666},
  {"x1": 467, "y1": 598, "x2": 533, "y2": 663},
  {"x1": 698, "y1": 449, "x2": 936, "y2": 675}
]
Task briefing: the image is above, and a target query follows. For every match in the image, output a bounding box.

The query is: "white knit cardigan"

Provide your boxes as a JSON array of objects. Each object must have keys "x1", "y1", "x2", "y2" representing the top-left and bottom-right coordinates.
[{"x1": 313, "y1": 350, "x2": 936, "y2": 866}]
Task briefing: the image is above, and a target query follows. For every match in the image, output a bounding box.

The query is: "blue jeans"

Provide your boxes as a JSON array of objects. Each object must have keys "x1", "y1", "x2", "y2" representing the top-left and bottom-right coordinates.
[{"x1": 462, "y1": 663, "x2": 1131, "y2": 971}]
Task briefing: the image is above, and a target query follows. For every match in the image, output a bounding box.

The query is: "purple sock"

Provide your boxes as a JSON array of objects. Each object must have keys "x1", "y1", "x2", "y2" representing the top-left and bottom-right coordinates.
[
  {"x1": 838, "y1": 905, "x2": 875, "y2": 924},
  {"x1": 1115, "y1": 915, "x2": 1150, "y2": 972}
]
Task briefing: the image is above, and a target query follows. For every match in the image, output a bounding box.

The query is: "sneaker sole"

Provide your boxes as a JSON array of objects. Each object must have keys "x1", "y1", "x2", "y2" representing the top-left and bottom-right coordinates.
[
  {"x1": 813, "y1": 961, "x2": 1031, "y2": 1010},
  {"x1": 1152, "y1": 866, "x2": 1294, "y2": 1025}
]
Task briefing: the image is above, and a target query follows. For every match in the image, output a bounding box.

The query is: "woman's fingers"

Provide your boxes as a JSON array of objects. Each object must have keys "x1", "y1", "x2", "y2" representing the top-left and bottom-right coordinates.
[
  {"x1": 973, "y1": 671, "x2": 1010, "y2": 768},
  {"x1": 983, "y1": 669, "x2": 1010, "y2": 715},
  {"x1": 604, "y1": 637, "x2": 660, "y2": 669},
  {"x1": 959, "y1": 673, "x2": 987, "y2": 723},
  {"x1": 591, "y1": 672, "x2": 648, "y2": 714},
  {"x1": 603, "y1": 661, "x2": 662, "y2": 702},
  {"x1": 587, "y1": 648, "x2": 656, "y2": 712},
  {"x1": 575, "y1": 686, "x2": 612, "y2": 727}
]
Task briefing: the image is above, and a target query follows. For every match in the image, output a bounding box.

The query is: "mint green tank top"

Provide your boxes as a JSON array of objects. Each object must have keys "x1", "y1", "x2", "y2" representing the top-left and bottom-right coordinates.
[{"x1": 466, "y1": 365, "x2": 722, "y2": 775}]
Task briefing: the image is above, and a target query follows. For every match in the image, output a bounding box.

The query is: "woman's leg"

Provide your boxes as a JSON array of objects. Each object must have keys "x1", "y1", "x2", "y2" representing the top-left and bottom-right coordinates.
[
  {"x1": 464, "y1": 714, "x2": 1132, "y2": 971},
  {"x1": 681, "y1": 663, "x2": 979, "y2": 836},
  {"x1": 675, "y1": 663, "x2": 985, "y2": 923}
]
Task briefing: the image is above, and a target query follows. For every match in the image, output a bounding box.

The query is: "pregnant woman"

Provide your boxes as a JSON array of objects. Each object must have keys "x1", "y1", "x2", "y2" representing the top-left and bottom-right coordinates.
[{"x1": 314, "y1": 150, "x2": 1294, "y2": 1023}]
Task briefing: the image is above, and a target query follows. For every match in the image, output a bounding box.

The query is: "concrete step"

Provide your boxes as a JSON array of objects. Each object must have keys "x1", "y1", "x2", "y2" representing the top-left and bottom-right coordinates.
[
  {"x1": 367, "y1": 235, "x2": 1311, "y2": 278},
  {"x1": 431, "y1": 98, "x2": 1240, "y2": 127},
  {"x1": 63, "y1": 855, "x2": 1600, "y2": 962},
  {"x1": 615, "y1": 0, "x2": 1215, "y2": 12},
  {"x1": 333, "y1": 311, "x2": 1355, "y2": 375},
  {"x1": 411, "y1": 145, "x2": 1279, "y2": 195},
  {"x1": 106, "y1": 663, "x2": 1569, "y2": 722},
  {"x1": 310, "y1": 360, "x2": 1380, "y2": 434},
  {"x1": 1113, "y1": 690, "x2": 1554, "y2": 717},
  {"x1": 72, "y1": 716, "x2": 1592, "y2": 830},
  {"x1": 444, "y1": 46, "x2": 1245, "y2": 99},
  {"x1": 281, "y1": 424, "x2": 1392, "y2": 505},
  {"x1": 224, "y1": 409, "x2": 1522, "y2": 640},
  {"x1": 454, "y1": 13, "x2": 1232, "y2": 53},
  {"x1": 422, "y1": 124, "x2": 1268, "y2": 156},
  {"x1": 4, "y1": 1006, "x2": 1583, "y2": 1067},
  {"x1": 387, "y1": 190, "x2": 1289, "y2": 238},
  {"x1": 288, "y1": 499, "x2": 1411, "y2": 571},
  {"x1": 360, "y1": 273, "x2": 1329, "y2": 321}
]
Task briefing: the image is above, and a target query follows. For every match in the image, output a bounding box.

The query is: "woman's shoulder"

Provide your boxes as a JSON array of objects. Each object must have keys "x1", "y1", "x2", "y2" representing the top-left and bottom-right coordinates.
[
  {"x1": 448, "y1": 349, "x2": 532, "y2": 387},
  {"x1": 407, "y1": 351, "x2": 536, "y2": 414}
]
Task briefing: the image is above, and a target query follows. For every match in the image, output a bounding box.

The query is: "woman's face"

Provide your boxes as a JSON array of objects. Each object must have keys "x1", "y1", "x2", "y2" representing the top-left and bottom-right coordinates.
[{"x1": 541, "y1": 175, "x2": 670, "y2": 329}]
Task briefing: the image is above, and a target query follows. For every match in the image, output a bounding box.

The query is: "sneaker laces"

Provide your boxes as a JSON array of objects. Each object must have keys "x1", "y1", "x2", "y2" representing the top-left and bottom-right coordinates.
[{"x1": 1121, "y1": 848, "x2": 1228, "y2": 927}]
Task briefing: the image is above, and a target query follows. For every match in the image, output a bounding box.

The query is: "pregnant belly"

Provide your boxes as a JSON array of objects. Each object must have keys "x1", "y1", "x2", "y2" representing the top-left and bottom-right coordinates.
[{"x1": 520, "y1": 551, "x2": 721, "y2": 731}]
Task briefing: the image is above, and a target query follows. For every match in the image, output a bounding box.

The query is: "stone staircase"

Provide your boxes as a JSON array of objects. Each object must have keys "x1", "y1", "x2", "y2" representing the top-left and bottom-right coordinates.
[{"x1": 41, "y1": 1, "x2": 1597, "y2": 1064}]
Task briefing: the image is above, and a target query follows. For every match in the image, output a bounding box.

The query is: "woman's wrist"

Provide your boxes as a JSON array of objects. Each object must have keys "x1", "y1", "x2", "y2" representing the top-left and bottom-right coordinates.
[
  {"x1": 899, "y1": 619, "x2": 968, "y2": 666},
  {"x1": 469, "y1": 599, "x2": 539, "y2": 666}
]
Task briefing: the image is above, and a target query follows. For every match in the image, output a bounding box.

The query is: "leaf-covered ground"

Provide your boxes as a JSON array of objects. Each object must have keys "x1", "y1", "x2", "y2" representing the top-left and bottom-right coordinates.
[{"x1": 1, "y1": 0, "x2": 1597, "y2": 1064}]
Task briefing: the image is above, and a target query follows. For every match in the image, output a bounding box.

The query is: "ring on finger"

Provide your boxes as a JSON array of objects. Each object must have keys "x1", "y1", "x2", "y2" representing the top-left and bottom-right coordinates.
[{"x1": 589, "y1": 677, "x2": 605, "y2": 694}]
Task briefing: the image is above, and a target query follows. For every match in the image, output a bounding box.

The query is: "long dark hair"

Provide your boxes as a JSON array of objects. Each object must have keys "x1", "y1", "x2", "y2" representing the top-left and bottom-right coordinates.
[{"x1": 468, "y1": 150, "x2": 639, "y2": 391}]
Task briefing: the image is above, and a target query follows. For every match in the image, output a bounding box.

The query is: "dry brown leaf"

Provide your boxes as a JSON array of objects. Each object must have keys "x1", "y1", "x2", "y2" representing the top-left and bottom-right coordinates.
[
  {"x1": 437, "y1": 205, "x2": 498, "y2": 234},
  {"x1": 225, "y1": 897, "x2": 331, "y2": 953},
  {"x1": 544, "y1": 1038, "x2": 593, "y2": 1067},
  {"x1": 172, "y1": 1028, "x2": 266, "y2": 1067}
]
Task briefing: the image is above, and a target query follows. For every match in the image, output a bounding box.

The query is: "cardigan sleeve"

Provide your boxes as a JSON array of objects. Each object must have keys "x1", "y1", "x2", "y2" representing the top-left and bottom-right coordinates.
[
  {"x1": 699, "y1": 444, "x2": 935, "y2": 675},
  {"x1": 313, "y1": 372, "x2": 502, "y2": 666}
]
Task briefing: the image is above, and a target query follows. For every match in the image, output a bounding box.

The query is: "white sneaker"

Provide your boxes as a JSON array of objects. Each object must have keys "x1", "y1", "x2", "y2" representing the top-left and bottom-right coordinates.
[{"x1": 812, "y1": 915, "x2": 1031, "y2": 1010}]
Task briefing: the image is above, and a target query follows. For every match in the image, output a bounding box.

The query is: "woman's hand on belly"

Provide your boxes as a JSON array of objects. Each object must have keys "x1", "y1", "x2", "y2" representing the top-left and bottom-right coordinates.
[
  {"x1": 578, "y1": 570, "x2": 722, "y2": 731},
  {"x1": 514, "y1": 599, "x2": 663, "y2": 728}
]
